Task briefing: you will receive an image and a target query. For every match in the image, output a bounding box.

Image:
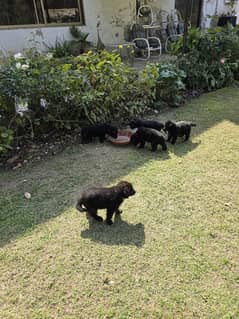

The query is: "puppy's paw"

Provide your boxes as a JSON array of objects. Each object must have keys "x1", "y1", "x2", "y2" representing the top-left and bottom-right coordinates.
[
  {"x1": 106, "y1": 219, "x2": 113, "y2": 225},
  {"x1": 116, "y1": 209, "x2": 123, "y2": 214}
]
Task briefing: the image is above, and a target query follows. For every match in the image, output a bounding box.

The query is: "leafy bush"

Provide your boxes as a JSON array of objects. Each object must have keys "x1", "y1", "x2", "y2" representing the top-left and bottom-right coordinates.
[
  {"x1": 171, "y1": 28, "x2": 203, "y2": 56},
  {"x1": 141, "y1": 63, "x2": 186, "y2": 106},
  {"x1": 175, "y1": 26, "x2": 239, "y2": 91},
  {"x1": 69, "y1": 25, "x2": 90, "y2": 56},
  {"x1": 155, "y1": 63, "x2": 186, "y2": 105},
  {"x1": 178, "y1": 51, "x2": 235, "y2": 91},
  {"x1": 0, "y1": 93, "x2": 14, "y2": 154},
  {"x1": 0, "y1": 50, "x2": 154, "y2": 147},
  {"x1": 0, "y1": 126, "x2": 13, "y2": 154},
  {"x1": 45, "y1": 38, "x2": 73, "y2": 58}
]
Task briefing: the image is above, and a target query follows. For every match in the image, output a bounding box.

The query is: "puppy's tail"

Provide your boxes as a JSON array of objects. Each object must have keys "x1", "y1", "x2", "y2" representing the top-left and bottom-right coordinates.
[
  {"x1": 190, "y1": 123, "x2": 196, "y2": 127},
  {"x1": 76, "y1": 199, "x2": 87, "y2": 212}
]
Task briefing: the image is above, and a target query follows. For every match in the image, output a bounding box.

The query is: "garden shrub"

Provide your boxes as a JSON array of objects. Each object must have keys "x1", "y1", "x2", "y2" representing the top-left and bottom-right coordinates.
[
  {"x1": 178, "y1": 51, "x2": 235, "y2": 91},
  {"x1": 155, "y1": 63, "x2": 185, "y2": 105},
  {"x1": 141, "y1": 62, "x2": 186, "y2": 106},
  {"x1": 0, "y1": 96, "x2": 15, "y2": 154},
  {"x1": 0, "y1": 126, "x2": 14, "y2": 154},
  {"x1": 171, "y1": 28, "x2": 203, "y2": 56},
  {"x1": 0, "y1": 50, "x2": 154, "y2": 151},
  {"x1": 174, "y1": 26, "x2": 239, "y2": 91}
]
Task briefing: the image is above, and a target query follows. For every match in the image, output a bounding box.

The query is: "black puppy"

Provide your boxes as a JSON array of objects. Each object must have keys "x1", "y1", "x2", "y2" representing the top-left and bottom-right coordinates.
[
  {"x1": 131, "y1": 127, "x2": 167, "y2": 152},
  {"x1": 76, "y1": 181, "x2": 136, "y2": 225},
  {"x1": 164, "y1": 120, "x2": 196, "y2": 144},
  {"x1": 129, "y1": 118, "x2": 164, "y2": 132},
  {"x1": 81, "y1": 123, "x2": 118, "y2": 143}
]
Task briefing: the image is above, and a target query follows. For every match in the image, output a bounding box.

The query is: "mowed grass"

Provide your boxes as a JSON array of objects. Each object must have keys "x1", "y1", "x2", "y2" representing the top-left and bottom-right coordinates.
[{"x1": 0, "y1": 87, "x2": 239, "y2": 319}]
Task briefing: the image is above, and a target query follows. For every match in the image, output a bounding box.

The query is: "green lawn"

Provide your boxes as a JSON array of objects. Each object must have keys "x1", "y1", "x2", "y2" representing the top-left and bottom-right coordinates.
[{"x1": 0, "y1": 87, "x2": 239, "y2": 319}]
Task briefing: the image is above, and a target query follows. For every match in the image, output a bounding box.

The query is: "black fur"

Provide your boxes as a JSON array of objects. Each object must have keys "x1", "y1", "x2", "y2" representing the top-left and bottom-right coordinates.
[
  {"x1": 76, "y1": 181, "x2": 136, "y2": 225},
  {"x1": 129, "y1": 118, "x2": 164, "y2": 132},
  {"x1": 130, "y1": 127, "x2": 167, "y2": 152},
  {"x1": 81, "y1": 123, "x2": 118, "y2": 143},
  {"x1": 164, "y1": 120, "x2": 196, "y2": 144}
]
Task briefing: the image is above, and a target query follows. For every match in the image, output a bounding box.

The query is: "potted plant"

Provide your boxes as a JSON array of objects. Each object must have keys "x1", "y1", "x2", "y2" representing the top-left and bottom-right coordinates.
[{"x1": 69, "y1": 25, "x2": 91, "y2": 55}]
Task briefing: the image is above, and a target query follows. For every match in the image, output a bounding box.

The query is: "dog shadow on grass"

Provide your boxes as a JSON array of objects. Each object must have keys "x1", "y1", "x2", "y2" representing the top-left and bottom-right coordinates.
[
  {"x1": 170, "y1": 140, "x2": 202, "y2": 157},
  {"x1": 118, "y1": 143, "x2": 171, "y2": 160},
  {"x1": 81, "y1": 214, "x2": 145, "y2": 247}
]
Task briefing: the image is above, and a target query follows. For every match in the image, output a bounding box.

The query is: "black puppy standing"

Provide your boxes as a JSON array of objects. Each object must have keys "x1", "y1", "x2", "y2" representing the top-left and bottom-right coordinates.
[
  {"x1": 76, "y1": 181, "x2": 136, "y2": 225},
  {"x1": 131, "y1": 127, "x2": 167, "y2": 152},
  {"x1": 164, "y1": 120, "x2": 196, "y2": 144},
  {"x1": 81, "y1": 123, "x2": 118, "y2": 143},
  {"x1": 129, "y1": 118, "x2": 164, "y2": 132}
]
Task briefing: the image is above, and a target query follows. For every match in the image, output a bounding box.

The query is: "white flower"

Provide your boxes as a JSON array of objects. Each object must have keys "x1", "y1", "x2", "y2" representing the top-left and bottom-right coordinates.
[
  {"x1": 21, "y1": 64, "x2": 29, "y2": 70},
  {"x1": 16, "y1": 62, "x2": 22, "y2": 69},
  {"x1": 40, "y1": 98, "x2": 48, "y2": 109},
  {"x1": 46, "y1": 52, "x2": 53, "y2": 60},
  {"x1": 14, "y1": 52, "x2": 24, "y2": 59},
  {"x1": 15, "y1": 96, "x2": 29, "y2": 115}
]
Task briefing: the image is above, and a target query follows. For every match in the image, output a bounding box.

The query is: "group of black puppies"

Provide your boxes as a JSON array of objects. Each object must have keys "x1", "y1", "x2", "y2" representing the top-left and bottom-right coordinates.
[
  {"x1": 77, "y1": 118, "x2": 196, "y2": 225},
  {"x1": 129, "y1": 118, "x2": 196, "y2": 151}
]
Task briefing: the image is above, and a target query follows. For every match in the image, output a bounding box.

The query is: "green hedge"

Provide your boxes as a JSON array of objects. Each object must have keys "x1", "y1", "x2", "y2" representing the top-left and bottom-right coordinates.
[
  {"x1": 174, "y1": 26, "x2": 239, "y2": 91},
  {"x1": 0, "y1": 50, "x2": 155, "y2": 153}
]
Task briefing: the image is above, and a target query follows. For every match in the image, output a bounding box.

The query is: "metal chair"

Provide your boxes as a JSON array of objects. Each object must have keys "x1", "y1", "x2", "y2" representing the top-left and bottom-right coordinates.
[
  {"x1": 165, "y1": 9, "x2": 185, "y2": 53},
  {"x1": 137, "y1": 5, "x2": 153, "y2": 26},
  {"x1": 154, "y1": 10, "x2": 170, "y2": 52},
  {"x1": 130, "y1": 23, "x2": 162, "y2": 60}
]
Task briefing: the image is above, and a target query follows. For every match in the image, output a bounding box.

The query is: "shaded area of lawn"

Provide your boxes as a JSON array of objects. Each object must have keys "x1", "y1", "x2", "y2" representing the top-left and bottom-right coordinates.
[{"x1": 0, "y1": 87, "x2": 239, "y2": 318}]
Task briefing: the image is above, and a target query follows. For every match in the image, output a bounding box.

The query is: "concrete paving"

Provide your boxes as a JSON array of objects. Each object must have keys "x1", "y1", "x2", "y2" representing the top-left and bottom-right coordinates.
[{"x1": 131, "y1": 53, "x2": 176, "y2": 70}]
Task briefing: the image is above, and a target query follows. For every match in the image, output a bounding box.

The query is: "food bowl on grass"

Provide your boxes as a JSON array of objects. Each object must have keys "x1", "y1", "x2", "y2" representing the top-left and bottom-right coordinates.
[{"x1": 108, "y1": 128, "x2": 136, "y2": 145}]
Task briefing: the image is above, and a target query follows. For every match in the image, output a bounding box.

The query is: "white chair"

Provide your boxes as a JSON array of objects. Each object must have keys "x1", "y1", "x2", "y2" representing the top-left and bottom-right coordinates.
[
  {"x1": 131, "y1": 23, "x2": 162, "y2": 60},
  {"x1": 165, "y1": 9, "x2": 185, "y2": 53},
  {"x1": 137, "y1": 5, "x2": 153, "y2": 26}
]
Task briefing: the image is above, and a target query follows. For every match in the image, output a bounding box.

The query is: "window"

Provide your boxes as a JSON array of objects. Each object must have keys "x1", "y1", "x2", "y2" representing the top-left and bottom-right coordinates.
[{"x1": 0, "y1": 0, "x2": 84, "y2": 26}]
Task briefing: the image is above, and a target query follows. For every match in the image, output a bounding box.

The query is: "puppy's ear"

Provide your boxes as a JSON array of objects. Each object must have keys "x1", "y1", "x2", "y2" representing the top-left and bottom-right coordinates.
[
  {"x1": 167, "y1": 121, "x2": 174, "y2": 128},
  {"x1": 123, "y1": 183, "x2": 136, "y2": 197}
]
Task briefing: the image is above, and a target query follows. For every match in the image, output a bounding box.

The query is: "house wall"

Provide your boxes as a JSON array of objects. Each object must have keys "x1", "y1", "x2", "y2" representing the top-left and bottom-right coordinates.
[
  {"x1": 200, "y1": 0, "x2": 238, "y2": 28},
  {"x1": 0, "y1": 0, "x2": 175, "y2": 54}
]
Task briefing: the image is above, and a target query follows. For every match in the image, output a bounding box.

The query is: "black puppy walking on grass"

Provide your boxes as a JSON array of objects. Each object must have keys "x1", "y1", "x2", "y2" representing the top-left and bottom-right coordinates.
[
  {"x1": 81, "y1": 123, "x2": 118, "y2": 143},
  {"x1": 164, "y1": 120, "x2": 196, "y2": 144},
  {"x1": 76, "y1": 181, "x2": 136, "y2": 225},
  {"x1": 131, "y1": 127, "x2": 167, "y2": 152}
]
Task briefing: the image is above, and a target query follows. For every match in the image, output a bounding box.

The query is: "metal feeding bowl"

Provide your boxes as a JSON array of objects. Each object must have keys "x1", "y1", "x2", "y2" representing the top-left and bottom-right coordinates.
[{"x1": 108, "y1": 128, "x2": 136, "y2": 145}]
